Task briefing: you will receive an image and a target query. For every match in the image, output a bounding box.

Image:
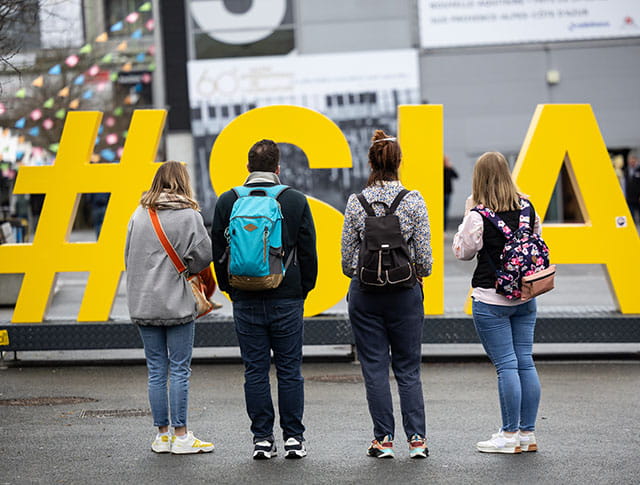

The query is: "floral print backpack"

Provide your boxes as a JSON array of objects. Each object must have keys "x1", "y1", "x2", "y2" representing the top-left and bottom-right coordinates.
[{"x1": 472, "y1": 199, "x2": 554, "y2": 300}]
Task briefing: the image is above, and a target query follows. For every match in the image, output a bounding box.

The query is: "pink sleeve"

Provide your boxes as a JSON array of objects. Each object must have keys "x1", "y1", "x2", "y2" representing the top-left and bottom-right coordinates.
[{"x1": 452, "y1": 211, "x2": 484, "y2": 260}]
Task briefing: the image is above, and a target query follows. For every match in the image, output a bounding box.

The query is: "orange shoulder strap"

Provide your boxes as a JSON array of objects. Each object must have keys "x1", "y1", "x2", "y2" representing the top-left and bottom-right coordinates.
[{"x1": 148, "y1": 208, "x2": 187, "y2": 274}]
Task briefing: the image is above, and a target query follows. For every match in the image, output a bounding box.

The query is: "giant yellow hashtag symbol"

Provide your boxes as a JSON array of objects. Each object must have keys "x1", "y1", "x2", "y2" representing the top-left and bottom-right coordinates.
[{"x1": 0, "y1": 110, "x2": 166, "y2": 323}]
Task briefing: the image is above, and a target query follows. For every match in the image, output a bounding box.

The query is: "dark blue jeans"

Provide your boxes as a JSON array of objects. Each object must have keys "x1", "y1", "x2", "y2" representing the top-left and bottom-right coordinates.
[
  {"x1": 348, "y1": 279, "x2": 426, "y2": 441},
  {"x1": 233, "y1": 298, "x2": 305, "y2": 442}
]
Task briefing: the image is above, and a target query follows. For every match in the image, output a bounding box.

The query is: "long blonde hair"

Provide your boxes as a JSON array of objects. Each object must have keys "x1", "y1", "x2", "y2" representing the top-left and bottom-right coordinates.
[
  {"x1": 472, "y1": 152, "x2": 521, "y2": 212},
  {"x1": 140, "y1": 161, "x2": 199, "y2": 209}
]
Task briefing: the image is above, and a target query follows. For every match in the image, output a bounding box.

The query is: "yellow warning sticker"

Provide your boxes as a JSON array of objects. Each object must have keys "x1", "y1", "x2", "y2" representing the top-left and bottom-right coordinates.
[{"x1": 0, "y1": 330, "x2": 9, "y2": 346}]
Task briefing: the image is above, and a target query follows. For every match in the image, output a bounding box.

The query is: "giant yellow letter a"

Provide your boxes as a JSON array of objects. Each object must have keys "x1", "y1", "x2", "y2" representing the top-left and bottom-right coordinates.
[{"x1": 513, "y1": 104, "x2": 640, "y2": 314}]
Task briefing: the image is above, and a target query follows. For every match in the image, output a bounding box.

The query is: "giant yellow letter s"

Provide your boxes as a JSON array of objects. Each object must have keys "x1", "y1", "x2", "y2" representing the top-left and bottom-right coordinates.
[
  {"x1": 513, "y1": 104, "x2": 640, "y2": 313},
  {"x1": 209, "y1": 105, "x2": 352, "y2": 317}
]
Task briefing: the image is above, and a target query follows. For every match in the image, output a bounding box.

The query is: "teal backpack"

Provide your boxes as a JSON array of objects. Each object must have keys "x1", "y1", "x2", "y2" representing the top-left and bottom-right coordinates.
[{"x1": 225, "y1": 185, "x2": 293, "y2": 291}]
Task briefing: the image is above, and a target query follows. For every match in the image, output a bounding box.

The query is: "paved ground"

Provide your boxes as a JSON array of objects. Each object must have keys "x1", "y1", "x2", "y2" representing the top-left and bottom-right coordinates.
[{"x1": 1, "y1": 360, "x2": 638, "y2": 484}]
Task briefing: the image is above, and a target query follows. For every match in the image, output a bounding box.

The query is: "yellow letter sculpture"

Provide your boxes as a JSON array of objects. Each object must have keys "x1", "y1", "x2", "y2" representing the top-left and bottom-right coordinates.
[
  {"x1": 513, "y1": 104, "x2": 640, "y2": 314},
  {"x1": 209, "y1": 105, "x2": 352, "y2": 317},
  {"x1": 0, "y1": 110, "x2": 166, "y2": 322},
  {"x1": 398, "y1": 105, "x2": 444, "y2": 314}
]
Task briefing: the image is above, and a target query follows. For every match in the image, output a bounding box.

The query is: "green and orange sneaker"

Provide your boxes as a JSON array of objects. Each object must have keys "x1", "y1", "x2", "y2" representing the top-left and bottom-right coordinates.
[
  {"x1": 367, "y1": 435, "x2": 394, "y2": 459},
  {"x1": 408, "y1": 434, "x2": 429, "y2": 459}
]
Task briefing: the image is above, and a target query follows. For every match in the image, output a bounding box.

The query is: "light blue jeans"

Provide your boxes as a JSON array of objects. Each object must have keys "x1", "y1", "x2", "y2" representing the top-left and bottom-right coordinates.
[
  {"x1": 137, "y1": 321, "x2": 195, "y2": 428},
  {"x1": 472, "y1": 299, "x2": 541, "y2": 432}
]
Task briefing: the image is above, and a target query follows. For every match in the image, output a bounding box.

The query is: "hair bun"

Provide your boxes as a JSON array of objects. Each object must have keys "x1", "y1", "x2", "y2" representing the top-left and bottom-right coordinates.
[{"x1": 371, "y1": 129, "x2": 389, "y2": 143}]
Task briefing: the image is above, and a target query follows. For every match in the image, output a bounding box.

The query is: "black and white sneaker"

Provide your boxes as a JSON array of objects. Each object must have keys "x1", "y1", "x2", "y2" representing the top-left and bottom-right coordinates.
[
  {"x1": 284, "y1": 437, "x2": 307, "y2": 459},
  {"x1": 253, "y1": 440, "x2": 277, "y2": 460}
]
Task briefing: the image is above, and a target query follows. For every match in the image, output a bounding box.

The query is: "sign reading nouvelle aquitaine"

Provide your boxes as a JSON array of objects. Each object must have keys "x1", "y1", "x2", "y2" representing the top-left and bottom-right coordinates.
[{"x1": 419, "y1": 0, "x2": 640, "y2": 48}]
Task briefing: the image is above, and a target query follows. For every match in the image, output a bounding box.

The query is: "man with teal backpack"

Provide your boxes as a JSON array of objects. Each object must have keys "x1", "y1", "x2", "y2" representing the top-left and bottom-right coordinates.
[{"x1": 211, "y1": 139, "x2": 318, "y2": 460}]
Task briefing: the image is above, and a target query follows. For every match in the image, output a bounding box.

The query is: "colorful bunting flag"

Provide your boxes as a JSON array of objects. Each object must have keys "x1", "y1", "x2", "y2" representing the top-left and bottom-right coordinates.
[
  {"x1": 48, "y1": 64, "x2": 61, "y2": 75},
  {"x1": 123, "y1": 95, "x2": 132, "y2": 105},
  {"x1": 97, "y1": 82, "x2": 108, "y2": 92},
  {"x1": 42, "y1": 119, "x2": 54, "y2": 130},
  {"x1": 65, "y1": 55, "x2": 79, "y2": 67},
  {"x1": 55, "y1": 109, "x2": 66, "y2": 119},
  {"x1": 87, "y1": 65, "x2": 100, "y2": 76},
  {"x1": 58, "y1": 86, "x2": 70, "y2": 97},
  {"x1": 136, "y1": 53, "x2": 146, "y2": 63},
  {"x1": 139, "y1": 2, "x2": 152, "y2": 12},
  {"x1": 105, "y1": 116, "x2": 116, "y2": 127},
  {"x1": 142, "y1": 73, "x2": 152, "y2": 83},
  {"x1": 122, "y1": 62, "x2": 133, "y2": 72},
  {"x1": 106, "y1": 133, "x2": 118, "y2": 145},
  {"x1": 114, "y1": 107, "x2": 124, "y2": 116},
  {"x1": 74, "y1": 74, "x2": 85, "y2": 85},
  {"x1": 131, "y1": 28, "x2": 143, "y2": 39},
  {"x1": 83, "y1": 90, "x2": 94, "y2": 100},
  {"x1": 122, "y1": 130, "x2": 128, "y2": 139},
  {"x1": 0, "y1": 103, "x2": 5, "y2": 115},
  {"x1": 98, "y1": 125, "x2": 104, "y2": 135},
  {"x1": 126, "y1": 12, "x2": 139, "y2": 23},
  {"x1": 117, "y1": 41, "x2": 128, "y2": 52},
  {"x1": 28, "y1": 126, "x2": 40, "y2": 137},
  {"x1": 110, "y1": 21, "x2": 123, "y2": 32},
  {"x1": 15, "y1": 88, "x2": 26, "y2": 98},
  {"x1": 30, "y1": 109, "x2": 43, "y2": 121},
  {"x1": 43, "y1": 98, "x2": 55, "y2": 109},
  {"x1": 69, "y1": 98, "x2": 80, "y2": 109},
  {"x1": 148, "y1": 62, "x2": 156, "y2": 71},
  {"x1": 134, "y1": 83, "x2": 143, "y2": 93},
  {"x1": 32, "y1": 76, "x2": 44, "y2": 87},
  {"x1": 100, "y1": 53, "x2": 113, "y2": 63},
  {"x1": 95, "y1": 32, "x2": 109, "y2": 42},
  {"x1": 117, "y1": 147, "x2": 124, "y2": 158},
  {"x1": 145, "y1": 19, "x2": 154, "y2": 31},
  {"x1": 49, "y1": 143, "x2": 59, "y2": 153},
  {"x1": 110, "y1": 72, "x2": 119, "y2": 82},
  {"x1": 79, "y1": 44, "x2": 92, "y2": 54},
  {"x1": 15, "y1": 117, "x2": 26, "y2": 129},
  {"x1": 148, "y1": 45, "x2": 156, "y2": 56},
  {"x1": 91, "y1": 153, "x2": 101, "y2": 163}
]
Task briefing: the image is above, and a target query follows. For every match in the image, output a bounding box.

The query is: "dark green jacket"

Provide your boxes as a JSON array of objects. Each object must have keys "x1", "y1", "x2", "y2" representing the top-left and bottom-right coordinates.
[{"x1": 211, "y1": 181, "x2": 318, "y2": 301}]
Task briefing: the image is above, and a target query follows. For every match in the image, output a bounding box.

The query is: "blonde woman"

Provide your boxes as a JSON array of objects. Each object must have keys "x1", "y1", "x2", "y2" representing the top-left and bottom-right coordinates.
[
  {"x1": 125, "y1": 161, "x2": 214, "y2": 454},
  {"x1": 453, "y1": 152, "x2": 541, "y2": 454}
]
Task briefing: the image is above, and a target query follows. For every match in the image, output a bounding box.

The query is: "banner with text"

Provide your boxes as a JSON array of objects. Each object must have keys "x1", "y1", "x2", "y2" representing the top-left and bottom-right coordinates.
[{"x1": 419, "y1": 0, "x2": 640, "y2": 48}]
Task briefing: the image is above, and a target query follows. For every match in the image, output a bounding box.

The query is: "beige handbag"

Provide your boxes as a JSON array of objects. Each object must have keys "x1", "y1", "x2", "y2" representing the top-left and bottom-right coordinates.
[{"x1": 521, "y1": 264, "x2": 556, "y2": 301}]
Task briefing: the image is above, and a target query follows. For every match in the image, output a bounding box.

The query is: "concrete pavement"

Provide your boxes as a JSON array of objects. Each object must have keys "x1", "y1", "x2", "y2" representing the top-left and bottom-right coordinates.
[{"x1": 1, "y1": 360, "x2": 638, "y2": 484}]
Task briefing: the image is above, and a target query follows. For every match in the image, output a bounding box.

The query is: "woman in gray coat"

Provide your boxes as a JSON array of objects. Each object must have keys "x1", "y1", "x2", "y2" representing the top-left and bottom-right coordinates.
[{"x1": 125, "y1": 161, "x2": 214, "y2": 454}]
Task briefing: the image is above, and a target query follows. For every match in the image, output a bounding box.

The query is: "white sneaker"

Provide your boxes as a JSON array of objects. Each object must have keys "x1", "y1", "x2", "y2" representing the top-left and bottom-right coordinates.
[
  {"x1": 253, "y1": 440, "x2": 277, "y2": 460},
  {"x1": 519, "y1": 431, "x2": 537, "y2": 452},
  {"x1": 171, "y1": 431, "x2": 214, "y2": 454},
  {"x1": 284, "y1": 437, "x2": 307, "y2": 459},
  {"x1": 476, "y1": 430, "x2": 521, "y2": 454},
  {"x1": 151, "y1": 434, "x2": 171, "y2": 453}
]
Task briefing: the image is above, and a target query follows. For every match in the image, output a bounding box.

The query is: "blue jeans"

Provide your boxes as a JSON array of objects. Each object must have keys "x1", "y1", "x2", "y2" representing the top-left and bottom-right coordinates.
[
  {"x1": 137, "y1": 321, "x2": 195, "y2": 428},
  {"x1": 233, "y1": 298, "x2": 305, "y2": 442},
  {"x1": 348, "y1": 279, "x2": 426, "y2": 441},
  {"x1": 472, "y1": 299, "x2": 541, "y2": 432}
]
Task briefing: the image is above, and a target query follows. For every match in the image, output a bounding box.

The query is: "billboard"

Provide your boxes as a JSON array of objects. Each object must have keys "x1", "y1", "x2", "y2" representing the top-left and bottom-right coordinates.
[
  {"x1": 419, "y1": 0, "x2": 640, "y2": 48},
  {"x1": 187, "y1": 49, "x2": 420, "y2": 220}
]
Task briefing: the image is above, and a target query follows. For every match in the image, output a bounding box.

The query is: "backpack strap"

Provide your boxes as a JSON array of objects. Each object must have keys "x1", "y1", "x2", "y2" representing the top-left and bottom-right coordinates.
[
  {"x1": 356, "y1": 189, "x2": 410, "y2": 217},
  {"x1": 518, "y1": 198, "x2": 533, "y2": 231},
  {"x1": 356, "y1": 193, "x2": 376, "y2": 216},
  {"x1": 233, "y1": 184, "x2": 289, "y2": 199},
  {"x1": 388, "y1": 189, "x2": 410, "y2": 214},
  {"x1": 471, "y1": 206, "x2": 513, "y2": 238}
]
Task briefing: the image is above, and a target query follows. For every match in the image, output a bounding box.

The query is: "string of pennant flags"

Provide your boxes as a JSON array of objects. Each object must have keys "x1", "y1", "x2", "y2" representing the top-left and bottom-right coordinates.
[{"x1": 1, "y1": 1, "x2": 154, "y2": 163}]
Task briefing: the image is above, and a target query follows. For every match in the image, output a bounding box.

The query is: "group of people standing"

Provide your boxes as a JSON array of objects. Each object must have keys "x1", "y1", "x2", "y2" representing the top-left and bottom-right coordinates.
[{"x1": 124, "y1": 130, "x2": 542, "y2": 458}]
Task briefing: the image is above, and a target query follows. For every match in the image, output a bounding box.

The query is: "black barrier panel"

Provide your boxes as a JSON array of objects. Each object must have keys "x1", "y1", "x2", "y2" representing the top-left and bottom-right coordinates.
[{"x1": 2, "y1": 314, "x2": 640, "y2": 352}]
